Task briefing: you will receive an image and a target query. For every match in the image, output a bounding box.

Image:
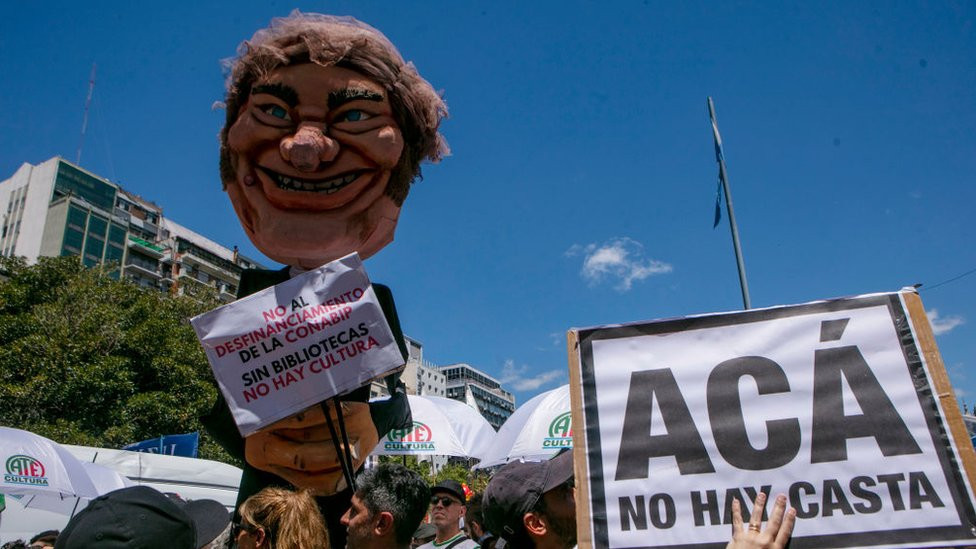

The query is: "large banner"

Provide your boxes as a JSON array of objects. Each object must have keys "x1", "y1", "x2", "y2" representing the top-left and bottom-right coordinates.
[
  {"x1": 191, "y1": 253, "x2": 404, "y2": 436},
  {"x1": 569, "y1": 291, "x2": 976, "y2": 548}
]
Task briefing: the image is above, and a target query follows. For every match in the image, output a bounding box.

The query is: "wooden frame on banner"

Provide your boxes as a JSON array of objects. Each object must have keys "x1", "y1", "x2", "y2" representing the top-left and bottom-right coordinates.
[
  {"x1": 904, "y1": 292, "x2": 976, "y2": 491},
  {"x1": 567, "y1": 329, "x2": 594, "y2": 549}
]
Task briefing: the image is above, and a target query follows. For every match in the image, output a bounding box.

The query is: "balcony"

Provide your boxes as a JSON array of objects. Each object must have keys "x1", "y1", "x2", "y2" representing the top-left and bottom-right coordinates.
[
  {"x1": 124, "y1": 262, "x2": 161, "y2": 279},
  {"x1": 219, "y1": 286, "x2": 237, "y2": 302},
  {"x1": 179, "y1": 250, "x2": 240, "y2": 283},
  {"x1": 112, "y1": 207, "x2": 131, "y2": 226},
  {"x1": 127, "y1": 235, "x2": 166, "y2": 259}
]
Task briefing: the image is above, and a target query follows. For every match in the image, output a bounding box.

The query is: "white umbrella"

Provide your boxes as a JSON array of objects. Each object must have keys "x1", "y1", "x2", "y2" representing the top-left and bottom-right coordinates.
[
  {"x1": 16, "y1": 461, "x2": 134, "y2": 515},
  {"x1": 371, "y1": 395, "x2": 495, "y2": 458},
  {"x1": 476, "y1": 384, "x2": 572, "y2": 468},
  {"x1": 0, "y1": 427, "x2": 98, "y2": 500}
]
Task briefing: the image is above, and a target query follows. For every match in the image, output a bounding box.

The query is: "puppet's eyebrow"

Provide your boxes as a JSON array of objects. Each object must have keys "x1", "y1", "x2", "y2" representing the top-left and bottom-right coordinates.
[
  {"x1": 328, "y1": 88, "x2": 384, "y2": 110},
  {"x1": 251, "y1": 83, "x2": 299, "y2": 107}
]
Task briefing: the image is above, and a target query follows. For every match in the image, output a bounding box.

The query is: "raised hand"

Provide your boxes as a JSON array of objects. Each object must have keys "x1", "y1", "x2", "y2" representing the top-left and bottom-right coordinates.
[{"x1": 726, "y1": 492, "x2": 796, "y2": 549}]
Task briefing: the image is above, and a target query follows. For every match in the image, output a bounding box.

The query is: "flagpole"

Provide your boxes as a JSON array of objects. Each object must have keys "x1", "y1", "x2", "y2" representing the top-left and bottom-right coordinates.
[{"x1": 707, "y1": 97, "x2": 752, "y2": 309}]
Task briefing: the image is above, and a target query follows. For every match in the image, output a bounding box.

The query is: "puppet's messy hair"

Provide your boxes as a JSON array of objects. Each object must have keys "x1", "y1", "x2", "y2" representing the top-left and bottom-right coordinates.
[{"x1": 219, "y1": 11, "x2": 448, "y2": 204}]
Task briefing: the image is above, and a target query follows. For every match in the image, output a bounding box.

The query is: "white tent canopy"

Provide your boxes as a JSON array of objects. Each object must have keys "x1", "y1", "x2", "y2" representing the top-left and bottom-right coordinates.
[
  {"x1": 371, "y1": 395, "x2": 495, "y2": 459},
  {"x1": 1, "y1": 441, "x2": 242, "y2": 544},
  {"x1": 476, "y1": 384, "x2": 572, "y2": 468},
  {"x1": 0, "y1": 427, "x2": 98, "y2": 500},
  {"x1": 15, "y1": 461, "x2": 133, "y2": 515}
]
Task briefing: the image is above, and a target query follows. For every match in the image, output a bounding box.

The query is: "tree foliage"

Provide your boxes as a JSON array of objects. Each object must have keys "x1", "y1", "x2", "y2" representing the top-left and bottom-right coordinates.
[
  {"x1": 0, "y1": 256, "x2": 235, "y2": 464},
  {"x1": 377, "y1": 456, "x2": 493, "y2": 496}
]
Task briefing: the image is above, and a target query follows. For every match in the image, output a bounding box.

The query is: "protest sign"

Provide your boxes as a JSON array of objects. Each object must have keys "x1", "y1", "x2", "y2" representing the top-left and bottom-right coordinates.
[
  {"x1": 568, "y1": 290, "x2": 976, "y2": 548},
  {"x1": 191, "y1": 253, "x2": 404, "y2": 437}
]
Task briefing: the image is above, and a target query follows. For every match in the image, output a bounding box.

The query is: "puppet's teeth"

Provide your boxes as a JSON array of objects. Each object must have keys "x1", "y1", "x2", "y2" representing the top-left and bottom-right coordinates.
[{"x1": 270, "y1": 170, "x2": 360, "y2": 193}]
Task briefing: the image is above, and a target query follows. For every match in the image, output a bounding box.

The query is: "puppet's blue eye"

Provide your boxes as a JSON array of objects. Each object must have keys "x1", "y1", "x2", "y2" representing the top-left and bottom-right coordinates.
[
  {"x1": 337, "y1": 110, "x2": 370, "y2": 122},
  {"x1": 262, "y1": 105, "x2": 290, "y2": 120}
]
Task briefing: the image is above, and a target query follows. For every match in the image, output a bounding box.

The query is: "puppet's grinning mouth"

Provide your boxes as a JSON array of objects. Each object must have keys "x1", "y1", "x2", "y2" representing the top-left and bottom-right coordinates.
[{"x1": 263, "y1": 169, "x2": 360, "y2": 194}]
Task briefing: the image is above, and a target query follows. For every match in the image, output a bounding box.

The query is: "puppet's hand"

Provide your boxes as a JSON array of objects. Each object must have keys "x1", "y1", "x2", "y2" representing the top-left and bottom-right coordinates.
[
  {"x1": 244, "y1": 401, "x2": 379, "y2": 495},
  {"x1": 725, "y1": 492, "x2": 796, "y2": 549}
]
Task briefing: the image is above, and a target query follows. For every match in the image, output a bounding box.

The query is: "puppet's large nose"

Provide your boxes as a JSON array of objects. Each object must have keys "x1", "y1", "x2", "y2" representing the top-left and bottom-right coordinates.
[{"x1": 280, "y1": 125, "x2": 339, "y2": 172}]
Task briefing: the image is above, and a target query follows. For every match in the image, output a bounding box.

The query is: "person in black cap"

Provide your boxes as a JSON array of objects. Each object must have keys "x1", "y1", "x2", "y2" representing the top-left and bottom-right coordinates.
[
  {"x1": 28, "y1": 530, "x2": 58, "y2": 549},
  {"x1": 483, "y1": 451, "x2": 797, "y2": 549},
  {"x1": 181, "y1": 499, "x2": 232, "y2": 549},
  {"x1": 483, "y1": 451, "x2": 576, "y2": 549},
  {"x1": 54, "y1": 486, "x2": 196, "y2": 549},
  {"x1": 417, "y1": 480, "x2": 479, "y2": 549}
]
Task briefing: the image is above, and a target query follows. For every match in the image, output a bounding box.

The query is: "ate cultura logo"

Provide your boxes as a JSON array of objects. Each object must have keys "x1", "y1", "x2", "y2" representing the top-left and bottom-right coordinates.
[
  {"x1": 543, "y1": 412, "x2": 573, "y2": 449},
  {"x1": 384, "y1": 421, "x2": 435, "y2": 451},
  {"x1": 4, "y1": 455, "x2": 49, "y2": 486}
]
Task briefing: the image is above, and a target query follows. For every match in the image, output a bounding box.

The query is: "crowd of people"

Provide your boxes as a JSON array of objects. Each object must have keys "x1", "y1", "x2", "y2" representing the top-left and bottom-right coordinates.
[{"x1": 3, "y1": 450, "x2": 794, "y2": 549}]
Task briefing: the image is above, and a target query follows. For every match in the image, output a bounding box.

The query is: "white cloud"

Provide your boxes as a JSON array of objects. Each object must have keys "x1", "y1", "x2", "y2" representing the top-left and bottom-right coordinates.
[
  {"x1": 566, "y1": 237, "x2": 672, "y2": 291},
  {"x1": 927, "y1": 309, "x2": 965, "y2": 336},
  {"x1": 499, "y1": 359, "x2": 565, "y2": 392}
]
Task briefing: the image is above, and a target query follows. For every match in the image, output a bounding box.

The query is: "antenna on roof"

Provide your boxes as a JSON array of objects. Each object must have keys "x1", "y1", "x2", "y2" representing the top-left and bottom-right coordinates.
[{"x1": 76, "y1": 63, "x2": 97, "y2": 165}]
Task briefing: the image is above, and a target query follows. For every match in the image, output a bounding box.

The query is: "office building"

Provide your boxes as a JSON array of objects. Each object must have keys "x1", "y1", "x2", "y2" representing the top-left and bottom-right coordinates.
[
  {"x1": 440, "y1": 363, "x2": 516, "y2": 430},
  {"x1": 0, "y1": 157, "x2": 264, "y2": 300},
  {"x1": 368, "y1": 336, "x2": 446, "y2": 399}
]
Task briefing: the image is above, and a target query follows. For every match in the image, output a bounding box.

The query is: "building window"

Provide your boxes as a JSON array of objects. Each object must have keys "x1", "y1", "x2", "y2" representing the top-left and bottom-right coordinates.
[
  {"x1": 105, "y1": 244, "x2": 124, "y2": 263},
  {"x1": 84, "y1": 234, "x2": 104, "y2": 261},
  {"x1": 108, "y1": 224, "x2": 126, "y2": 246},
  {"x1": 67, "y1": 206, "x2": 87, "y2": 231},
  {"x1": 63, "y1": 228, "x2": 84, "y2": 253}
]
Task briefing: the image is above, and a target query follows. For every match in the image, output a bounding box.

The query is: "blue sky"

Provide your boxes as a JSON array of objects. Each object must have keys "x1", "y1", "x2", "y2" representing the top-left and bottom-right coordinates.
[{"x1": 1, "y1": 2, "x2": 973, "y2": 408}]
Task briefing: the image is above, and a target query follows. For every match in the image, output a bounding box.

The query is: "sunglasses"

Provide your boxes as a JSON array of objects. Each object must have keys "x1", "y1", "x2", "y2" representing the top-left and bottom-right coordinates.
[
  {"x1": 430, "y1": 496, "x2": 460, "y2": 507},
  {"x1": 232, "y1": 522, "x2": 259, "y2": 539}
]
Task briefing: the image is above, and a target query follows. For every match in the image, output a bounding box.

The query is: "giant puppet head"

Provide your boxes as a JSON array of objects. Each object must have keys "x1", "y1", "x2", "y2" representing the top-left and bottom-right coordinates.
[
  {"x1": 220, "y1": 12, "x2": 448, "y2": 269},
  {"x1": 216, "y1": 13, "x2": 447, "y2": 497}
]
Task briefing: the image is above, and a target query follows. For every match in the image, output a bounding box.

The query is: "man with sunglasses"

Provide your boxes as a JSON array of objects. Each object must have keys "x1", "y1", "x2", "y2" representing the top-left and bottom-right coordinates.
[{"x1": 417, "y1": 480, "x2": 480, "y2": 549}]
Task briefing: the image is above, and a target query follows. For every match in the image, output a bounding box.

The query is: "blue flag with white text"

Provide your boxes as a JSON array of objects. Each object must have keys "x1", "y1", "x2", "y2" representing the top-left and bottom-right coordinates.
[{"x1": 123, "y1": 432, "x2": 199, "y2": 457}]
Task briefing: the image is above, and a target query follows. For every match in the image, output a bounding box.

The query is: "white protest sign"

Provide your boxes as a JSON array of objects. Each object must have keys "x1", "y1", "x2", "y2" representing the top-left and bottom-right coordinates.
[
  {"x1": 191, "y1": 253, "x2": 404, "y2": 437},
  {"x1": 569, "y1": 291, "x2": 976, "y2": 549}
]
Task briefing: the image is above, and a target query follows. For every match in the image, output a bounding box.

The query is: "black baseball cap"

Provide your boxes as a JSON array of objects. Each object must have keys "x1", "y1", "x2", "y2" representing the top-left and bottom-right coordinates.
[
  {"x1": 55, "y1": 486, "x2": 196, "y2": 549},
  {"x1": 482, "y1": 451, "x2": 574, "y2": 542},
  {"x1": 182, "y1": 498, "x2": 231, "y2": 547},
  {"x1": 430, "y1": 479, "x2": 466, "y2": 503},
  {"x1": 30, "y1": 530, "x2": 59, "y2": 544}
]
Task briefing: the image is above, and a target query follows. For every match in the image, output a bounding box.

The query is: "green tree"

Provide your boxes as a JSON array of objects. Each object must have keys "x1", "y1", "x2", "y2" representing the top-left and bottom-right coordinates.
[
  {"x1": 378, "y1": 455, "x2": 431, "y2": 478},
  {"x1": 0, "y1": 256, "x2": 235, "y2": 464},
  {"x1": 377, "y1": 456, "x2": 493, "y2": 497},
  {"x1": 433, "y1": 462, "x2": 472, "y2": 486}
]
